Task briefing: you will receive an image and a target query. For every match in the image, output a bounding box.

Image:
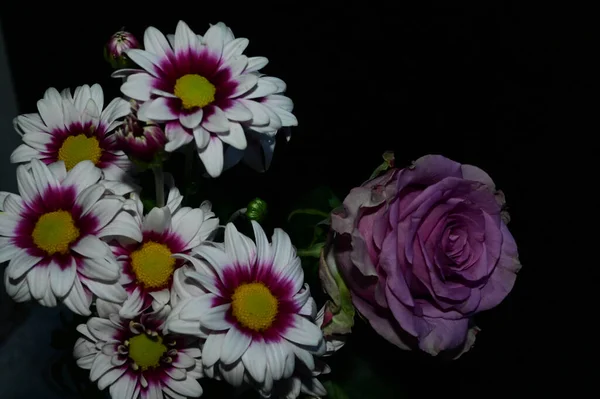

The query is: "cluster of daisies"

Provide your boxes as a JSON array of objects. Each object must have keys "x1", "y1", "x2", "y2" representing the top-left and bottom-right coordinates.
[{"x1": 0, "y1": 21, "x2": 340, "y2": 399}]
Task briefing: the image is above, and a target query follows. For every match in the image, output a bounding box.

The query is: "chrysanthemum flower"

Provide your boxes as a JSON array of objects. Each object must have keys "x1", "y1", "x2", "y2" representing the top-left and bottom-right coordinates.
[
  {"x1": 0, "y1": 159, "x2": 141, "y2": 315},
  {"x1": 74, "y1": 301, "x2": 203, "y2": 398},
  {"x1": 115, "y1": 100, "x2": 167, "y2": 165},
  {"x1": 105, "y1": 30, "x2": 140, "y2": 69},
  {"x1": 11, "y1": 84, "x2": 133, "y2": 193},
  {"x1": 117, "y1": 21, "x2": 288, "y2": 177},
  {"x1": 105, "y1": 181, "x2": 219, "y2": 318},
  {"x1": 167, "y1": 221, "x2": 324, "y2": 395}
]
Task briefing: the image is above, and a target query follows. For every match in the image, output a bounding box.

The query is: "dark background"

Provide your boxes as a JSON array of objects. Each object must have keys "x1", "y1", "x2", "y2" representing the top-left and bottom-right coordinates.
[{"x1": 0, "y1": 2, "x2": 569, "y2": 397}]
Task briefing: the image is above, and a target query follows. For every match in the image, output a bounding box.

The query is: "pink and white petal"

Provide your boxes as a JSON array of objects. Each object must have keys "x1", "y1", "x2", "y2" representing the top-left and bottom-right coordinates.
[
  {"x1": 119, "y1": 287, "x2": 146, "y2": 318},
  {"x1": 100, "y1": 98, "x2": 130, "y2": 131},
  {"x1": 64, "y1": 278, "x2": 93, "y2": 316},
  {"x1": 22, "y1": 131, "x2": 53, "y2": 150},
  {"x1": 49, "y1": 257, "x2": 76, "y2": 298},
  {"x1": 202, "y1": 332, "x2": 225, "y2": 367},
  {"x1": 98, "y1": 211, "x2": 143, "y2": 242},
  {"x1": 224, "y1": 56, "x2": 249, "y2": 79},
  {"x1": 165, "y1": 122, "x2": 194, "y2": 152},
  {"x1": 198, "y1": 136, "x2": 224, "y2": 178},
  {"x1": 179, "y1": 108, "x2": 203, "y2": 129},
  {"x1": 190, "y1": 245, "x2": 232, "y2": 281},
  {"x1": 125, "y1": 49, "x2": 161, "y2": 77},
  {"x1": 198, "y1": 303, "x2": 231, "y2": 331},
  {"x1": 121, "y1": 73, "x2": 155, "y2": 102},
  {"x1": 245, "y1": 56, "x2": 269, "y2": 73},
  {"x1": 224, "y1": 101, "x2": 252, "y2": 122},
  {"x1": 88, "y1": 317, "x2": 120, "y2": 342},
  {"x1": 98, "y1": 366, "x2": 127, "y2": 390},
  {"x1": 271, "y1": 228, "x2": 296, "y2": 272},
  {"x1": 279, "y1": 257, "x2": 304, "y2": 293},
  {"x1": 242, "y1": 338, "x2": 267, "y2": 383},
  {"x1": 202, "y1": 106, "x2": 230, "y2": 133},
  {"x1": 144, "y1": 26, "x2": 173, "y2": 59},
  {"x1": 72, "y1": 235, "x2": 110, "y2": 258},
  {"x1": 280, "y1": 315, "x2": 323, "y2": 347},
  {"x1": 223, "y1": 37, "x2": 249, "y2": 61},
  {"x1": 37, "y1": 98, "x2": 64, "y2": 130},
  {"x1": 140, "y1": 381, "x2": 162, "y2": 399},
  {"x1": 84, "y1": 278, "x2": 128, "y2": 303},
  {"x1": 10, "y1": 144, "x2": 45, "y2": 163},
  {"x1": 217, "y1": 121, "x2": 247, "y2": 150},
  {"x1": 221, "y1": 327, "x2": 252, "y2": 364},
  {"x1": 143, "y1": 207, "x2": 172, "y2": 234},
  {"x1": 76, "y1": 185, "x2": 105, "y2": 216},
  {"x1": 90, "y1": 353, "x2": 116, "y2": 381},
  {"x1": 138, "y1": 97, "x2": 178, "y2": 122},
  {"x1": 173, "y1": 351, "x2": 196, "y2": 368},
  {"x1": 224, "y1": 223, "x2": 254, "y2": 269},
  {"x1": 165, "y1": 375, "x2": 203, "y2": 398},
  {"x1": 192, "y1": 126, "x2": 210, "y2": 149},
  {"x1": 231, "y1": 74, "x2": 259, "y2": 98},
  {"x1": 239, "y1": 99, "x2": 270, "y2": 126},
  {"x1": 174, "y1": 21, "x2": 201, "y2": 56},
  {"x1": 63, "y1": 161, "x2": 102, "y2": 194},
  {"x1": 7, "y1": 249, "x2": 42, "y2": 280},
  {"x1": 109, "y1": 373, "x2": 138, "y2": 399}
]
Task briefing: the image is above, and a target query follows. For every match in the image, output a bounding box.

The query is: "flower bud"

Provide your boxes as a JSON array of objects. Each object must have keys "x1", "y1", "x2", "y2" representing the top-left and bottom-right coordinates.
[
  {"x1": 246, "y1": 198, "x2": 268, "y2": 222},
  {"x1": 115, "y1": 100, "x2": 167, "y2": 167},
  {"x1": 318, "y1": 235, "x2": 355, "y2": 336},
  {"x1": 104, "y1": 30, "x2": 140, "y2": 69}
]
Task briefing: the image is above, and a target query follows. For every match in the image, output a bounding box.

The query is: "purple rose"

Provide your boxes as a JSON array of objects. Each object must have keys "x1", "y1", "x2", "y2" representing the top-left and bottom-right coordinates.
[{"x1": 330, "y1": 155, "x2": 521, "y2": 356}]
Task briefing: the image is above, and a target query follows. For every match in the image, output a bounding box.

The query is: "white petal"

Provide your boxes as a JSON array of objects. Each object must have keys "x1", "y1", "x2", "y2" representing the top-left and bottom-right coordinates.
[
  {"x1": 242, "y1": 339, "x2": 267, "y2": 383},
  {"x1": 109, "y1": 373, "x2": 138, "y2": 399},
  {"x1": 203, "y1": 23, "x2": 226, "y2": 56},
  {"x1": 217, "y1": 121, "x2": 247, "y2": 150},
  {"x1": 89, "y1": 198, "x2": 123, "y2": 230},
  {"x1": 164, "y1": 122, "x2": 194, "y2": 152},
  {"x1": 165, "y1": 375, "x2": 203, "y2": 398},
  {"x1": 81, "y1": 99, "x2": 100, "y2": 128},
  {"x1": 198, "y1": 136, "x2": 224, "y2": 178},
  {"x1": 180, "y1": 295, "x2": 214, "y2": 320},
  {"x1": 80, "y1": 257, "x2": 120, "y2": 282},
  {"x1": 90, "y1": 84, "x2": 104, "y2": 111},
  {"x1": 179, "y1": 108, "x2": 203, "y2": 129},
  {"x1": 98, "y1": 211, "x2": 143, "y2": 242},
  {"x1": 149, "y1": 289, "x2": 170, "y2": 309},
  {"x1": 7, "y1": 250, "x2": 42, "y2": 280},
  {"x1": 90, "y1": 353, "x2": 116, "y2": 381},
  {"x1": 144, "y1": 26, "x2": 172, "y2": 59},
  {"x1": 174, "y1": 21, "x2": 201, "y2": 56},
  {"x1": 120, "y1": 73, "x2": 155, "y2": 102},
  {"x1": 245, "y1": 56, "x2": 269, "y2": 73},
  {"x1": 63, "y1": 161, "x2": 102, "y2": 195},
  {"x1": 49, "y1": 258, "x2": 76, "y2": 298},
  {"x1": 138, "y1": 97, "x2": 177, "y2": 122},
  {"x1": 251, "y1": 221, "x2": 272, "y2": 265},
  {"x1": 47, "y1": 161, "x2": 67, "y2": 182},
  {"x1": 180, "y1": 268, "x2": 220, "y2": 296},
  {"x1": 88, "y1": 317, "x2": 119, "y2": 342},
  {"x1": 125, "y1": 49, "x2": 161, "y2": 77},
  {"x1": 30, "y1": 158, "x2": 58, "y2": 192},
  {"x1": 0, "y1": 237, "x2": 20, "y2": 263},
  {"x1": 221, "y1": 327, "x2": 252, "y2": 364},
  {"x1": 10, "y1": 144, "x2": 44, "y2": 163},
  {"x1": 165, "y1": 367, "x2": 186, "y2": 381},
  {"x1": 230, "y1": 74, "x2": 259, "y2": 98},
  {"x1": 16, "y1": 164, "x2": 38, "y2": 203},
  {"x1": 73, "y1": 337, "x2": 96, "y2": 359},
  {"x1": 291, "y1": 344, "x2": 314, "y2": 370},
  {"x1": 143, "y1": 207, "x2": 172, "y2": 234},
  {"x1": 192, "y1": 126, "x2": 210, "y2": 149},
  {"x1": 22, "y1": 131, "x2": 52, "y2": 150},
  {"x1": 37, "y1": 97, "x2": 64, "y2": 130},
  {"x1": 76, "y1": 185, "x2": 106, "y2": 216},
  {"x1": 119, "y1": 287, "x2": 146, "y2": 318},
  {"x1": 219, "y1": 360, "x2": 245, "y2": 387},
  {"x1": 239, "y1": 99, "x2": 270, "y2": 126},
  {"x1": 167, "y1": 319, "x2": 201, "y2": 337},
  {"x1": 301, "y1": 377, "x2": 327, "y2": 397},
  {"x1": 15, "y1": 113, "x2": 48, "y2": 135},
  {"x1": 223, "y1": 38, "x2": 249, "y2": 61},
  {"x1": 100, "y1": 98, "x2": 130, "y2": 131},
  {"x1": 64, "y1": 277, "x2": 92, "y2": 316},
  {"x1": 98, "y1": 366, "x2": 127, "y2": 390},
  {"x1": 191, "y1": 245, "x2": 231, "y2": 281},
  {"x1": 272, "y1": 228, "x2": 296, "y2": 271},
  {"x1": 280, "y1": 315, "x2": 323, "y2": 347},
  {"x1": 72, "y1": 235, "x2": 110, "y2": 258},
  {"x1": 198, "y1": 303, "x2": 231, "y2": 331},
  {"x1": 173, "y1": 351, "x2": 195, "y2": 368},
  {"x1": 96, "y1": 299, "x2": 121, "y2": 318},
  {"x1": 202, "y1": 106, "x2": 230, "y2": 133},
  {"x1": 85, "y1": 278, "x2": 128, "y2": 303},
  {"x1": 172, "y1": 208, "x2": 204, "y2": 250},
  {"x1": 224, "y1": 223, "x2": 254, "y2": 268},
  {"x1": 265, "y1": 340, "x2": 289, "y2": 380},
  {"x1": 202, "y1": 332, "x2": 225, "y2": 367}
]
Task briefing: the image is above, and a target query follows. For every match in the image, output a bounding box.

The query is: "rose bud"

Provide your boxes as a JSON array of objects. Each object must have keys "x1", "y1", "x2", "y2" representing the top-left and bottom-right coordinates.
[{"x1": 104, "y1": 30, "x2": 140, "y2": 69}]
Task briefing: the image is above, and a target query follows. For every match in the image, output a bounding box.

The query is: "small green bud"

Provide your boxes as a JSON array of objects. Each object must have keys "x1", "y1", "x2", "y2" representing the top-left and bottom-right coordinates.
[{"x1": 246, "y1": 198, "x2": 268, "y2": 222}]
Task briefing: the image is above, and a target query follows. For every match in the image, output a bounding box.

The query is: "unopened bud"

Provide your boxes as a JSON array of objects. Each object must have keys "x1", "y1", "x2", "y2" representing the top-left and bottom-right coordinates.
[
  {"x1": 104, "y1": 30, "x2": 140, "y2": 69},
  {"x1": 246, "y1": 198, "x2": 268, "y2": 222}
]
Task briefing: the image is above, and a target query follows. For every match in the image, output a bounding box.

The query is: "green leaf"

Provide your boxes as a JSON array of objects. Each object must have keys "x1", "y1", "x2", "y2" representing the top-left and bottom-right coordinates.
[
  {"x1": 296, "y1": 242, "x2": 325, "y2": 258},
  {"x1": 323, "y1": 381, "x2": 350, "y2": 399},
  {"x1": 288, "y1": 208, "x2": 330, "y2": 222}
]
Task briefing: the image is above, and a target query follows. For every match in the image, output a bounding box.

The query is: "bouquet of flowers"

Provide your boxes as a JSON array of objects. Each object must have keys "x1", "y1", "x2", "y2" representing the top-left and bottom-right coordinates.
[{"x1": 0, "y1": 20, "x2": 521, "y2": 399}]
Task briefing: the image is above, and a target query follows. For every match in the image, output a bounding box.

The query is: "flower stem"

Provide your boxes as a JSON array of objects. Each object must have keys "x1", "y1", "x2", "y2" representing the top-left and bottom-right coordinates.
[
  {"x1": 152, "y1": 166, "x2": 165, "y2": 207},
  {"x1": 227, "y1": 208, "x2": 247, "y2": 224}
]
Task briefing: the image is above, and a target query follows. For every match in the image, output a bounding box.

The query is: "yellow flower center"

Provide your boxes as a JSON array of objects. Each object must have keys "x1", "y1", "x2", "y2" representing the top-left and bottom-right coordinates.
[
  {"x1": 58, "y1": 134, "x2": 102, "y2": 171},
  {"x1": 128, "y1": 333, "x2": 167, "y2": 370},
  {"x1": 130, "y1": 241, "x2": 175, "y2": 289},
  {"x1": 32, "y1": 210, "x2": 80, "y2": 255},
  {"x1": 174, "y1": 74, "x2": 216, "y2": 109},
  {"x1": 231, "y1": 282, "x2": 279, "y2": 332}
]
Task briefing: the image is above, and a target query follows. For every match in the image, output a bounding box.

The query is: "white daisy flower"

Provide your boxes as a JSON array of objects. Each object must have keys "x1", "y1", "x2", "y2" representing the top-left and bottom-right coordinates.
[
  {"x1": 10, "y1": 84, "x2": 134, "y2": 194},
  {"x1": 271, "y1": 359, "x2": 329, "y2": 399},
  {"x1": 117, "y1": 20, "x2": 290, "y2": 178},
  {"x1": 166, "y1": 221, "x2": 324, "y2": 396},
  {"x1": 74, "y1": 301, "x2": 203, "y2": 399},
  {"x1": 104, "y1": 178, "x2": 219, "y2": 318},
  {"x1": 0, "y1": 159, "x2": 141, "y2": 315}
]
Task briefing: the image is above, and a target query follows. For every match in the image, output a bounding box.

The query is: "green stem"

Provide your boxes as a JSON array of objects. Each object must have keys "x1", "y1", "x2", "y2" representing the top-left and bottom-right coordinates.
[
  {"x1": 288, "y1": 208, "x2": 330, "y2": 221},
  {"x1": 152, "y1": 166, "x2": 165, "y2": 207}
]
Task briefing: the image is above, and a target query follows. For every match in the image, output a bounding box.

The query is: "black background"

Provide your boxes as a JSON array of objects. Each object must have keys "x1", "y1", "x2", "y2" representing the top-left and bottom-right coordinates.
[{"x1": 1, "y1": 2, "x2": 570, "y2": 397}]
